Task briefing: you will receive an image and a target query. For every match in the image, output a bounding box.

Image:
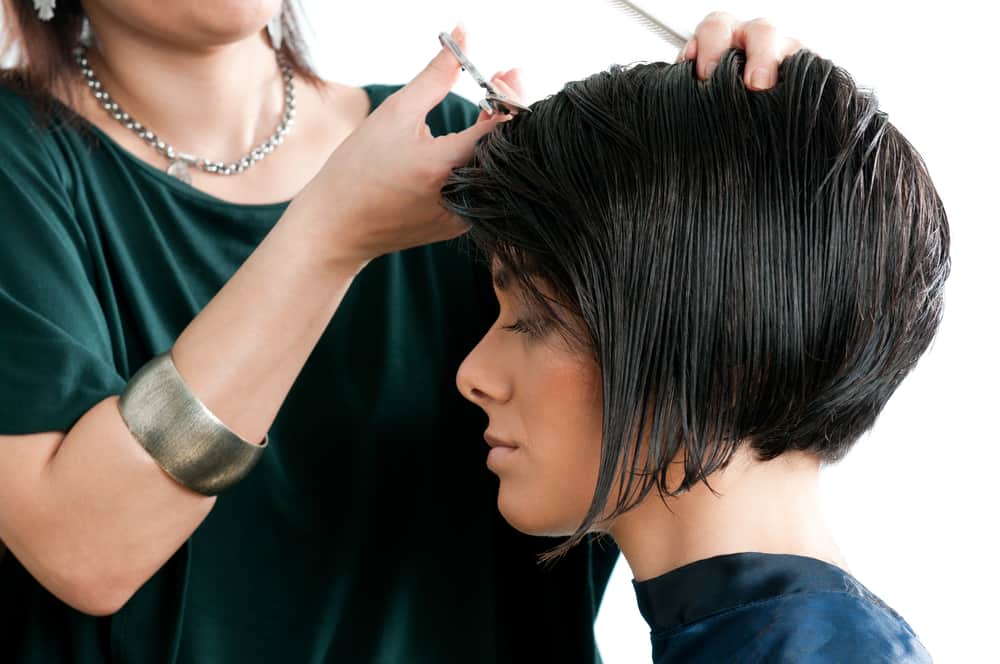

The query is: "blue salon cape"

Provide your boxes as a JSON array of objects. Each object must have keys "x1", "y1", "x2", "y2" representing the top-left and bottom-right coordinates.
[{"x1": 633, "y1": 552, "x2": 931, "y2": 663}]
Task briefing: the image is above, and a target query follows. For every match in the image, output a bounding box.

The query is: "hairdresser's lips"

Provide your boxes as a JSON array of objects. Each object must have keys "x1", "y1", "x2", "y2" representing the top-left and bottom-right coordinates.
[{"x1": 484, "y1": 432, "x2": 519, "y2": 471}]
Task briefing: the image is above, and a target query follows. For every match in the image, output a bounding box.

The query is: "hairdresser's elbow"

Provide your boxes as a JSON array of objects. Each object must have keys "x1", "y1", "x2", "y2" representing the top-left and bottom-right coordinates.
[{"x1": 43, "y1": 560, "x2": 140, "y2": 617}]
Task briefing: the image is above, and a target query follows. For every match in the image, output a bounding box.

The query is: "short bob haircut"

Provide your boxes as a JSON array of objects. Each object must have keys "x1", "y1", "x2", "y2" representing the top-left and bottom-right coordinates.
[
  {"x1": 442, "y1": 49, "x2": 950, "y2": 555},
  {"x1": 0, "y1": 0, "x2": 321, "y2": 113}
]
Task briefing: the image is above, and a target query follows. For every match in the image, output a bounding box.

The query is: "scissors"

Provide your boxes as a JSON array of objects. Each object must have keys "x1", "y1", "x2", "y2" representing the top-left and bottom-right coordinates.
[{"x1": 438, "y1": 32, "x2": 532, "y2": 116}]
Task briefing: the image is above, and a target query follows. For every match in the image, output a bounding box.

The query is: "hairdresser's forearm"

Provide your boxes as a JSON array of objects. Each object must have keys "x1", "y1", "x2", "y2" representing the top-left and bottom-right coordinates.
[
  {"x1": 172, "y1": 200, "x2": 364, "y2": 443},
  {"x1": 0, "y1": 204, "x2": 363, "y2": 616}
]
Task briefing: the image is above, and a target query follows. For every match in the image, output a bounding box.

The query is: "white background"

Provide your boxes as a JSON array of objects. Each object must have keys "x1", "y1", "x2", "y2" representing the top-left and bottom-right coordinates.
[{"x1": 300, "y1": 1, "x2": 998, "y2": 661}]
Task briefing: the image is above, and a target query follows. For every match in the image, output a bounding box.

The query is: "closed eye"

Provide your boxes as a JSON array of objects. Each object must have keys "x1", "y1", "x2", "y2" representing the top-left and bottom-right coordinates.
[
  {"x1": 500, "y1": 318, "x2": 550, "y2": 338},
  {"x1": 501, "y1": 320, "x2": 534, "y2": 335}
]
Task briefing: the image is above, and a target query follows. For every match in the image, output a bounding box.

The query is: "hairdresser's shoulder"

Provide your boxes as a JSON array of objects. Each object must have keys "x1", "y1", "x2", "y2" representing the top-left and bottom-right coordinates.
[
  {"x1": 0, "y1": 73, "x2": 45, "y2": 132},
  {"x1": 365, "y1": 83, "x2": 479, "y2": 135},
  {"x1": 0, "y1": 74, "x2": 71, "y2": 159},
  {"x1": 0, "y1": 74, "x2": 76, "y2": 206}
]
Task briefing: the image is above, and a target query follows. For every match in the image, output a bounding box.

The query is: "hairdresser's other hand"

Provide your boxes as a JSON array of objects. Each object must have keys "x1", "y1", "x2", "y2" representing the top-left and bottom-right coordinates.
[
  {"x1": 287, "y1": 24, "x2": 512, "y2": 272},
  {"x1": 681, "y1": 12, "x2": 804, "y2": 90}
]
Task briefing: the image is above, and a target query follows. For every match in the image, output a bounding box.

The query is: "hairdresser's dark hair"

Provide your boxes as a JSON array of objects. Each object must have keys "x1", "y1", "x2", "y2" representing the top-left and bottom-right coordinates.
[
  {"x1": 442, "y1": 49, "x2": 950, "y2": 557},
  {"x1": 0, "y1": 0, "x2": 321, "y2": 115}
]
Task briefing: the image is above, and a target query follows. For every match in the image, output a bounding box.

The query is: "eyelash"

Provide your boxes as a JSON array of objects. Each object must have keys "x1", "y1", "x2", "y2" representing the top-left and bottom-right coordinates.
[{"x1": 501, "y1": 319, "x2": 544, "y2": 337}]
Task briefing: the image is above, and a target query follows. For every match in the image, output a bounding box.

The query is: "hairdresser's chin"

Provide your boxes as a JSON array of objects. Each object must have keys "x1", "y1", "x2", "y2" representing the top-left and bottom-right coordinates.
[{"x1": 84, "y1": 0, "x2": 281, "y2": 47}]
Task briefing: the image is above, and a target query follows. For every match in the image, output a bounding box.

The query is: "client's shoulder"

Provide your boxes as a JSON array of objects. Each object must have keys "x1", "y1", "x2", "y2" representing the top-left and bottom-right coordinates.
[{"x1": 655, "y1": 587, "x2": 932, "y2": 663}]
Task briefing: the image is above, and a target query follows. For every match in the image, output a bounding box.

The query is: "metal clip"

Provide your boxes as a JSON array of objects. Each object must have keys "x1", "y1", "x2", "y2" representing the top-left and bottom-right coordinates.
[{"x1": 438, "y1": 32, "x2": 531, "y2": 116}]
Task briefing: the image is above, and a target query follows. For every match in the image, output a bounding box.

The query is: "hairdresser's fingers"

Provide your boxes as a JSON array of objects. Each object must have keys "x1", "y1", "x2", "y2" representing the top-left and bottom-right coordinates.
[
  {"x1": 474, "y1": 70, "x2": 521, "y2": 124},
  {"x1": 394, "y1": 23, "x2": 467, "y2": 113},
  {"x1": 676, "y1": 39, "x2": 696, "y2": 63},
  {"x1": 733, "y1": 18, "x2": 801, "y2": 90},
  {"x1": 691, "y1": 11, "x2": 738, "y2": 80},
  {"x1": 497, "y1": 68, "x2": 526, "y2": 101},
  {"x1": 493, "y1": 78, "x2": 521, "y2": 107},
  {"x1": 474, "y1": 70, "x2": 528, "y2": 123},
  {"x1": 435, "y1": 112, "x2": 509, "y2": 167}
]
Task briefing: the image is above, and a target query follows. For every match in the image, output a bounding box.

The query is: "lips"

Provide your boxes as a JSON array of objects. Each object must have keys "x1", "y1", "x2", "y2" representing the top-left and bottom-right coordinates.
[
  {"x1": 484, "y1": 432, "x2": 518, "y2": 450},
  {"x1": 484, "y1": 432, "x2": 519, "y2": 471}
]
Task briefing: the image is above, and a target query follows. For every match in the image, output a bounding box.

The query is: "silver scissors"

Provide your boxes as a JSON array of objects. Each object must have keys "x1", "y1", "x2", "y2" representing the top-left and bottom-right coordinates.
[{"x1": 438, "y1": 32, "x2": 532, "y2": 116}]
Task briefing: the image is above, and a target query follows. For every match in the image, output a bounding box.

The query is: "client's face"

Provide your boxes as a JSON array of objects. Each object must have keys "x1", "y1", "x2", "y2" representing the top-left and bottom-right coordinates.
[{"x1": 456, "y1": 267, "x2": 605, "y2": 536}]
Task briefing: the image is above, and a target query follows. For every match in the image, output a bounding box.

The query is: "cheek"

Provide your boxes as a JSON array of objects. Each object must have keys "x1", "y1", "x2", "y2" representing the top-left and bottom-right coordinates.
[{"x1": 497, "y1": 344, "x2": 604, "y2": 537}]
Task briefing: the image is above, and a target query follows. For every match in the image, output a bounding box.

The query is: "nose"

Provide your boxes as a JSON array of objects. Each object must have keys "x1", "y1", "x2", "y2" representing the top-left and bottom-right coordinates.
[{"x1": 456, "y1": 333, "x2": 512, "y2": 406}]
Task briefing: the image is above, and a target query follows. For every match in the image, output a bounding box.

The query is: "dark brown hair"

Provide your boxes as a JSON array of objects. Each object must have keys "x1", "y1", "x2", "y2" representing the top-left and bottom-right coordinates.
[
  {"x1": 0, "y1": 0, "x2": 321, "y2": 113},
  {"x1": 443, "y1": 50, "x2": 950, "y2": 558}
]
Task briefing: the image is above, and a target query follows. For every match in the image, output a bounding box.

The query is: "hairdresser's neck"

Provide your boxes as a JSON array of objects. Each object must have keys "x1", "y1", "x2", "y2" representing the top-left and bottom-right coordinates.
[
  {"x1": 608, "y1": 450, "x2": 847, "y2": 583},
  {"x1": 82, "y1": 11, "x2": 282, "y2": 161}
]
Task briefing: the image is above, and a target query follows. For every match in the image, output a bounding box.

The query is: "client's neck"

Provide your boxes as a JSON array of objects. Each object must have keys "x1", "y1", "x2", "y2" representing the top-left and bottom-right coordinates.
[{"x1": 608, "y1": 449, "x2": 846, "y2": 582}]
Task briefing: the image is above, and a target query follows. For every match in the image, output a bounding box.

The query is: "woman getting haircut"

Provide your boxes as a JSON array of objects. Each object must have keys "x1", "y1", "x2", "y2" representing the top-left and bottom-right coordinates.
[{"x1": 445, "y1": 49, "x2": 946, "y2": 662}]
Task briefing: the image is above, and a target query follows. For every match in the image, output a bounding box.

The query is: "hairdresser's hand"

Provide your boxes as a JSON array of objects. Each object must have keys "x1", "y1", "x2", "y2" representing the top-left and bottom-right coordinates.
[
  {"x1": 287, "y1": 24, "x2": 514, "y2": 272},
  {"x1": 681, "y1": 12, "x2": 804, "y2": 90},
  {"x1": 478, "y1": 68, "x2": 526, "y2": 123}
]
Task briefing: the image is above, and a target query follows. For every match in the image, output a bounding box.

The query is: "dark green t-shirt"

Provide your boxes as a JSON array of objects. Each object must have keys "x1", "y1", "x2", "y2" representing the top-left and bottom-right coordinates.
[{"x1": 0, "y1": 82, "x2": 618, "y2": 663}]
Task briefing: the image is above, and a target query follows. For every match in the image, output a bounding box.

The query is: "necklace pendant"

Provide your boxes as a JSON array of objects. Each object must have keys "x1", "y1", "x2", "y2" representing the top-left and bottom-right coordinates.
[{"x1": 166, "y1": 159, "x2": 192, "y2": 184}]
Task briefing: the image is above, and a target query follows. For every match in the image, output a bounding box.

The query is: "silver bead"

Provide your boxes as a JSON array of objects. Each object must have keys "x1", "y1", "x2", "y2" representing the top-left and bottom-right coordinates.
[{"x1": 78, "y1": 47, "x2": 293, "y2": 179}]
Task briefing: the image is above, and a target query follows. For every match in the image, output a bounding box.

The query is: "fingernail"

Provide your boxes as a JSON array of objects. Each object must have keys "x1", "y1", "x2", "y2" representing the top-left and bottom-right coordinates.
[
  {"x1": 750, "y1": 67, "x2": 771, "y2": 89},
  {"x1": 704, "y1": 61, "x2": 717, "y2": 78}
]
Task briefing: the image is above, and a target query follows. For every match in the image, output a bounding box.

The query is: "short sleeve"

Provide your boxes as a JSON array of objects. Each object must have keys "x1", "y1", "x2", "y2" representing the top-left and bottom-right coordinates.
[{"x1": 0, "y1": 89, "x2": 125, "y2": 435}]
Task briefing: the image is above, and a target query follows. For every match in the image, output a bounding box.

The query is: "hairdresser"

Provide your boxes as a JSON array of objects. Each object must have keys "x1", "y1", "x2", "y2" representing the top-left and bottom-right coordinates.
[{"x1": 0, "y1": 3, "x2": 801, "y2": 662}]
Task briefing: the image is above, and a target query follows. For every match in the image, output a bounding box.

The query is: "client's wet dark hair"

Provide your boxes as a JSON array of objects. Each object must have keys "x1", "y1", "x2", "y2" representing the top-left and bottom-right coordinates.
[{"x1": 441, "y1": 49, "x2": 950, "y2": 556}]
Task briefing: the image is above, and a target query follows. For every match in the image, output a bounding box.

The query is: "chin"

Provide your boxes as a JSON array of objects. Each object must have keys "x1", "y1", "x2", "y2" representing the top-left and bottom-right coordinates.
[
  {"x1": 162, "y1": 1, "x2": 280, "y2": 44},
  {"x1": 496, "y1": 484, "x2": 580, "y2": 537}
]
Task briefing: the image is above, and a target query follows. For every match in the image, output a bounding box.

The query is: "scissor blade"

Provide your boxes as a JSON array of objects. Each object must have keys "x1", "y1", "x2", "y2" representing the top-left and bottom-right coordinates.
[{"x1": 438, "y1": 32, "x2": 495, "y2": 93}]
